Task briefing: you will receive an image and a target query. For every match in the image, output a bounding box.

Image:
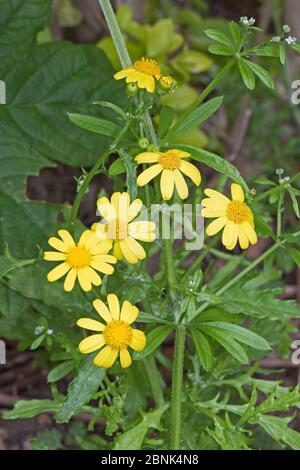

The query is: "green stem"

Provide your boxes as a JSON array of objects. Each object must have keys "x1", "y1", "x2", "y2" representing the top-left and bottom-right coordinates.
[
  {"x1": 164, "y1": 237, "x2": 176, "y2": 290},
  {"x1": 276, "y1": 191, "x2": 284, "y2": 238},
  {"x1": 144, "y1": 354, "x2": 164, "y2": 406},
  {"x1": 98, "y1": 0, "x2": 156, "y2": 143},
  {"x1": 170, "y1": 325, "x2": 186, "y2": 450},
  {"x1": 68, "y1": 121, "x2": 130, "y2": 232},
  {"x1": 189, "y1": 239, "x2": 286, "y2": 322}
]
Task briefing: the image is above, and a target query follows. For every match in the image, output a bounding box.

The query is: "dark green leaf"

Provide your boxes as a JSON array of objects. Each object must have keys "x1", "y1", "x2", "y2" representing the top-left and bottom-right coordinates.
[
  {"x1": 286, "y1": 246, "x2": 300, "y2": 268},
  {"x1": 108, "y1": 158, "x2": 126, "y2": 176},
  {"x1": 243, "y1": 59, "x2": 275, "y2": 89},
  {"x1": 47, "y1": 361, "x2": 76, "y2": 383},
  {"x1": 3, "y1": 400, "x2": 60, "y2": 419},
  {"x1": 204, "y1": 29, "x2": 234, "y2": 50},
  {"x1": 68, "y1": 113, "x2": 118, "y2": 137},
  {"x1": 200, "y1": 322, "x2": 270, "y2": 350},
  {"x1": 238, "y1": 59, "x2": 255, "y2": 90},
  {"x1": 199, "y1": 326, "x2": 249, "y2": 363},
  {"x1": 158, "y1": 105, "x2": 176, "y2": 139},
  {"x1": 191, "y1": 329, "x2": 213, "y2": 371},
  {"x1": 208, "y1": 44, "x2": 233, "y2": 56},
  {"x1": 134, "y1": 325, "x2": 174, "y2": 360}
]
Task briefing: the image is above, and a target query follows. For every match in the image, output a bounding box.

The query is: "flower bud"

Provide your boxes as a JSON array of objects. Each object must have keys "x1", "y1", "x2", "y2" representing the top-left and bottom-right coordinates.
[
  {"x1": 138, "y1": 137, "x2": 150, "y2": 149},
  {"x1": 126, "y1": 83, "x2": 138, "y2": 96},
  {"x1": 147, "y1": 144, "x2": 160, "y2": 152}
]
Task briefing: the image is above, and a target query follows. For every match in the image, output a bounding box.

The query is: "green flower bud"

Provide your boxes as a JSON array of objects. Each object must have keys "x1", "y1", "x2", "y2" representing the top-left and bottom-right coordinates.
[
  {"x1": 138, "y1": 137, "x2": 150, "y2": 149},
  {"x1": 126, "y1": 82, "x2": 138, "y2": 96},
  {"x1": 147, "y1": 144, "x2": 160, "y2": 152}
]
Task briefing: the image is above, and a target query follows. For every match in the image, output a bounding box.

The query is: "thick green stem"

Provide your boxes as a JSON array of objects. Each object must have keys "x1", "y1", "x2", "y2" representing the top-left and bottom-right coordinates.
[
  {"x1": 144, "y1": 354, "x2": 164, "y2": 406},
  {"x1": 164, "y1": 237, "x2": 176, "y2": 290},
  {"x1": 98, "y1": 0, "x2": 156, "y2": 143},
  {"x1": 189, "y1": 239, "x2": 286, "y2": 322},
  {"x1": 170, "y1": 325, "x2": 186, "y2": 450},
  {"x1": 68, "y1": 122, "x2": 130, "y2": 231}
]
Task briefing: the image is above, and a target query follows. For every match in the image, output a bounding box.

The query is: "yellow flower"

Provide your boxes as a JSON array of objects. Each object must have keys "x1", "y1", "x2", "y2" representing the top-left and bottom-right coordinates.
[
  {"x1": 135, "y1": 149, "x2": 201, "y2": 201},
  {"x1": 201, "y1": 183, "x2": 258, "y2": 250},
  {"x1": 94, "y1": 192, "x2": 156, "y2": 264},
  {"x1": 77, "y1": 294, "x2": 146, "y2": 368},
  {"x1": 44, "y1": 229, "x2": 116, "y2": 292},
  {"x1": 114, "y1": 57, "x2": 161, "y2": 93}
]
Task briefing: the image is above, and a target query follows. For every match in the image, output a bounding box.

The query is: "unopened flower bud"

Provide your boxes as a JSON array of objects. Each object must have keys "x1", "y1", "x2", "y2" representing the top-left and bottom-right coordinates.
[
  {"x1": 126, "y1": 82, "x2": 138, "y2": 96},
  {"x1": 159, "y1": 75, "x2": 174, "y2": 91},
  {"x1": 138, "y1": 137, "x2": 150, "y2": 149},
  {"x1": 283, "y1": 24, "x2": 291, "y2": 33}
]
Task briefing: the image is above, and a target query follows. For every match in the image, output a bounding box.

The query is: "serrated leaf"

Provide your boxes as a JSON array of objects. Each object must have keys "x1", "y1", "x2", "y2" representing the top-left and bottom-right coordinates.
[
  {"x1": 243, "y1": 59, "x2": 275, "y2": 89},
  {"x1": 134, "y1": 325, "x2": 174, "y2": 360},
  {"x1": 173, "y1": 144, "x2": 248, "y2": 192},
  {"x1": 168, "y1": 96, "x2": 223, "y2": 138},
  {"x1": 191, "y1": 329, "x2": 213, "y2": 371},
  {"x1": 238, "y1": 59, "x2": 255, "y2": 90}
]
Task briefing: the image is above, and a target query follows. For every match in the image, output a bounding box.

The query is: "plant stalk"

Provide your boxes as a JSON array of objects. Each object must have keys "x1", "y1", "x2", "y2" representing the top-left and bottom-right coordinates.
[{"x1": 170, "y1": 325, "x2": 186, "y2": 450}]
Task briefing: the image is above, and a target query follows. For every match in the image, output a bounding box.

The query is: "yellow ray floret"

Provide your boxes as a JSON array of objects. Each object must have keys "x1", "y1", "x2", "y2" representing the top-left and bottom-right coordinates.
[
  {"x1": 114, "y1": 57, "x2": 161, "y2": 93},
  {"x1": 135, "y1": 149, "x2": 201, "y2": 201},
  {"x1": 77, "y1": 294, "x2": 146, "y2": 368},
  {"x1": 93, "y1": 192, "x2": 156, "y2": 264},
  {"x1": 201, "y1": 183, "x2": 258, "y2": 251},
  {"x1": 44, "y1": 229, "x2": 116, "y2": 292}
]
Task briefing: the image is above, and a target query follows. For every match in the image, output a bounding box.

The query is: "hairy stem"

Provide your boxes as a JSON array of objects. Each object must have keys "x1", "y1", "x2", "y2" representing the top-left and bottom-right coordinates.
[{"x1": 170, "y1": 325, "x2": 186, "y2": 450}]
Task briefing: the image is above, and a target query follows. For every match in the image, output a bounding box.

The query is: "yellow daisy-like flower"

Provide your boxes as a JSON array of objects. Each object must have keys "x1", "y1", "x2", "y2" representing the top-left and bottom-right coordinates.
[
  {"x1": 114, "y1": 57, "x2": 161, "y2": 93},
  {"x1": 201, "y1": 183, "x2": 258, "y2": 250},
  {"x1": 135, "y1": 149, "x2": 201, "y2": 201},
  {"x1": 94, "y1": 192, "x2": 156, "y2": 264},
  {"x1": 44, "y1": 229, "x2": 116, "y2": 292},
  {"x1": 77, "y1": 294, "x2": 146, "y2": 368}
]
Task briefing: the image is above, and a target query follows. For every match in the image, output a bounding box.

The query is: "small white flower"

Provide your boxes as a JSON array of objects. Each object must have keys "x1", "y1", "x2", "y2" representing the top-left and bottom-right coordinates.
[
  {"x1": 240, "y1": 16, "x2": 255, "y2": 26},
  {"x1": 47, "y1": 329, "x2": 54, "y2": 335},
  {"x1": 276, "y1": 168, "x2": 284, "y2": 175},
  {"x1": 283, "y1": 24, "x2": 291, "y2": 33},
  {"x1": 34, "y1": 326, "x2": 44, "y2": 336},
  {"x1": 271, "y1": 36, "x2": 281, "y2": 43},
  {"x1": 285, "y1": 36, "x2": 297, "y2": 45}
]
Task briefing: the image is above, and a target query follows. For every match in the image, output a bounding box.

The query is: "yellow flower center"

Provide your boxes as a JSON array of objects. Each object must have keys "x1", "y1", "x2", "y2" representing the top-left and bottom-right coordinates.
[
  {"x1": 67, "y1": 246, "x2": 91, "y2": 268},
  {"x1": 103, "y1": 320, "x2": 133, "y2": 350},
  {"x1": 159, "y1": 150, "x2": 181, "y2": 170},
  {"x1": 226, "y1": 201, "x2": 251, "y2": 224},
  {"x1": 133, "y1": 58, "x2": 161, "y2": 77},
  {"x1": 106, "y1": 219, "x2": 128, "y2": 240}
]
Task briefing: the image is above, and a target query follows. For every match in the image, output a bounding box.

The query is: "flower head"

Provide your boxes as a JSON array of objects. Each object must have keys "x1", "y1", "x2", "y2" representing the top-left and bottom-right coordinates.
[
  {"x1": 114, "y1": 57, "x2": 161, "y2": 93},
  {"x1": 44, "y1": 229, "x2": 116, "y2": 292},
  {"x1": 135, "y1": 149, "x2": 201, "y2": 201},
  {"x1": 201, "y1": 183, "x2": 257, "y2": 250},
  {"x1": 240, "y1": 16, "x2": 256, "y2": 26},
  {"x1": 94, "y1": 192, "x2": 156, "y2": 264},
  {"x1": 77, "y1": 294, "x2": 146, "y2": 368},
  {"x1": 285, "y1": 36, "x2": 297, "y2": 45}
]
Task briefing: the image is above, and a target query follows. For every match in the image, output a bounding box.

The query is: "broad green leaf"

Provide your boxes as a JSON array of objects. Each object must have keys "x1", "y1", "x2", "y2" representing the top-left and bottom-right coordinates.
[
  {"x1": 191, "y1": 329, "x2": 213, "y2": 371},
  {"x1": 242, "y1": 59, "x2": 275, "y2": 89},
  {"x1": 47, "y1": 360, "x2": 76, "y2": 383},
  {"x1": 168, "y1": 97, "x2": 223, "y2": 138},
  {"x1": 56, "y1": 355, "x2": 106, "y2": 423},
  {"x1": 113, "y1": 404, "x2": 168, "y2": 450},
  {"x1": 108, "y1": 157, "x2": 126, "y2": 176},
  {"x1": 286, "y1": 246, "x2": 300, "y2": 268},
  {"x1": 158, "y1": 105, "x2": 176, "y2": 140},
  {"x1": 204, "y1": 29, "x2": 234, "y2": 50},
  {"x1": 173, "y1": 144, "x2": 248, "y2": 191},
  {"x1": 30, "y1": 334, "x2": 46, "y2": 350},
  {"x1": 208, "y1": 44, "x2": 233, "y2": 56},
  {"x1": 0, "y1": 253, "x2": 37, "y2": 279},
  {"x1": 251, "y1": 44, "x2": 279, "y2": 57},
  {"x1": 238, "y1": 59, "x2": 255, "y2": 90},
  {"x1": 134, "y1": 325, "x2": 174, "y2": 360},
  {"x1": 229, "y1": 21, "x2": 242, "y2": 47},
  {"x1": 259, "y1": 415, "x2": 300, "y2": 450},
  {"x1": 3, "y1": 399, "x2": 60, "y2": 420},
  {"x1": 68, "y1": 113, "x2": 118, "y2": 137},
  {"x1": 200, "y1": 322, "x2": 270, "y2": 350},
  {"x1": 199, "y1": 326, "x2": 249, "y2": 363}
]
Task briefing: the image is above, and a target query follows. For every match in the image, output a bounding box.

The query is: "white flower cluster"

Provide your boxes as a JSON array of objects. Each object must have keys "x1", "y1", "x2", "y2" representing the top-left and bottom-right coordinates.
[
  {"x1": 285, "y1": 36, "x2": 297, "y2": 45},
  {"x1": 270, "y1": 36, "x2": 281, "y2": 43},
  {"x1": 34, "y1": 326, "x2": 54, "y2": 336},
  {"x1": 240, "y1": 16, "x2": 256, "y2": 27}
]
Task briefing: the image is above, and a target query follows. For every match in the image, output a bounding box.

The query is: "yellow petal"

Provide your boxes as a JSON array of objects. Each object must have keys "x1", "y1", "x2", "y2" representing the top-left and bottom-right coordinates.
[
  {"x1": 78, "y1": 230, "x2": 93, "y2": 247},
  {"x1": 64, "y1": 268, "x2": 77, "y2": 292},
  {"x1": 160, "y1": 169, "x2": 174, "y2": 200},
  {"x1": 201, "y1": 198, "x2": 227, "y2": 209},
  {"x1": 93, "y1": 299, "x2": 112, "y2": 323},
  {"x1": 123, "y1": 237, "x2": 146, "y2": 260},
  {"x1": 238, "y1": 224, "x2": 249, "y2": 250},
  {"x1": 202, "y1": 207, "x2": 227, "y2": 218},
  {"x1": 231, "y1": 183, "x2": 244, "y2": 202},
  {"x1": 77, "y1": 267, "x2": 92, "y2": 292},
  {"x1": 114, "y1": 68, "x2": 135, "y2": 79},
  {"x1": 128, "y1": 230, "x2": 156, "y2": 242},
  {"x1": 44, "y1": 251, "x2": 66, "y2": 261},
  {"x1": 77, "y1": 318, "x2": 105, "y2": 331},
  {"x1": 128, "y1": 221, "x2": 155, "y2": 233},
  {"x1": 120, "y1": 349, "x2": 132, "y2": 368},
  {"x1": 90, "y1": 239, "x2": 113, "y2": 255},
  {"x1": 47, "y1": 262, "x2": 70, "y2": 282},
  {"x1": 135, "y1": 153, "x2": 159, "y2": 164},
  {"x1": 85, "y1": 266, "x2": 102, "y2": 286},
  {"x1": 137, "y1": 164, "x2": 162, "y2": 186},
  {"x1": 222, "y1": 221, "x2": 236, "y2": 248},
  {"x1": 137, "y1": 74, "x2": 155, "y2": 93},
  {"x1": 58, "y1": 230, "x2": 75, "y2": 249},
  {"x1": 107, "y1": 294, "x2": 120, "y2": 320},
  {"x1": 129, "y1": 329, "x2": 146, "y2": 352},
  {"x1": 113, "y1": 240, "x2": 123, "y2": 259},
  {"x1": 243, "y1": 222, "x2": 258, "y2": 245},
  {"x1": 90, "y1": 260, "x2": 114, "y2": 275},
  {"x1": 179, "y1": 160, "x2": 201, "y2": 186},
  {"x1": 48, "y1": 237, "x2": 67, "y2": 253},
  {"x1": 119, "y1": 239, "x2": 139, "y2": 264},
  {"x1": 206, "y1": 217, "x2": 227, "y2": 236},
  {"x1": 91, "y1": 254, "x2": 116, "y2": 264},
  {"x1": 79, "y1": 334, "x2": 104, "y2": 354},
  {"x1": 128, "y1": 199, "x2": 143, "y2": 222},
  {"x1": 176, "y1": 150, "x2": 191, "y2": 158},
  {"x1": 118, "y1": 192, "x2": 130, "y2": 222},
  {"x1": 120, "y1": 302, "x2": 139, "y2": 324},
  {"x1": 204, "y1": 189, "x2": 230, "y2": 203},
  {"x1": 225, "y1": 224, "x2": 238, "y2": 250},
  {"x1": 97, "y1": 197, "x2": 116, "y2": 221},
  {"x1": 93, "y1": 346, "x2": 117, "y2": 368},
  {"x1": 174, "y1": 169, "x2": 189, "y2": 200}
]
